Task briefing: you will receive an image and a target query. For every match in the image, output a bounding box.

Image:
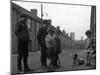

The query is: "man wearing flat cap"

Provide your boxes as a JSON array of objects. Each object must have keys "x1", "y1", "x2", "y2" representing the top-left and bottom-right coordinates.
[
  {"x1": 15, "y1": 14, "x2": 33, "y2": 72},
  {"x1": 37, "y1": 20, "x2": 49, "y2": 69}
]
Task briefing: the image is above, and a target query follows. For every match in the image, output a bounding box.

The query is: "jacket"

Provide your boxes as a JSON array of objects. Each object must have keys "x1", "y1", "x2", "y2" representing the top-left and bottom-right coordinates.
[{"x1": 15, "y1": 20, "x2": 29, "y2": 41}]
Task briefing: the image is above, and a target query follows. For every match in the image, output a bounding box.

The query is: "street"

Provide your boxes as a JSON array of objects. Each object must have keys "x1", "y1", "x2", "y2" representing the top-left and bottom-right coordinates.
[{"x1": 11, "y1": 49, "x2": 93, "y2": 74}]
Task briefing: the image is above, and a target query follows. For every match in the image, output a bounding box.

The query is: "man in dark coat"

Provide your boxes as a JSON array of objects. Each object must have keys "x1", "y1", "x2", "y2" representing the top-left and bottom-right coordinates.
[
  {"x1": 54, "y1": 29, "x2": 61, "y2": 68},
  {"x1": 15, "y1": 14, "x2": 32, "y2": 72},
  {"x1": 37, "y1": 20, "x2": 49, "y2": 68}
]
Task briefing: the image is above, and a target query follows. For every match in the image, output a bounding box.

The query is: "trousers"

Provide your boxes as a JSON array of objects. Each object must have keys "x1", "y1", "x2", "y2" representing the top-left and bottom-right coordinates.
[{"x1": 17, "y1": 39, "x2": 29, "y2": 70}]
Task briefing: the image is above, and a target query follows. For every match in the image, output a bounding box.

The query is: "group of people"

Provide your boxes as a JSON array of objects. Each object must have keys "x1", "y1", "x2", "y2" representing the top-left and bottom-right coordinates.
[
  {"x1": 15, "y1": 14, "x2": 62, "y2": 73},
  {"x1": 15, "y1": 13, "x2": 96, "y2": 73},
  {"x1": 37, "y1": 20, "x2": 61, "y2": 71}
]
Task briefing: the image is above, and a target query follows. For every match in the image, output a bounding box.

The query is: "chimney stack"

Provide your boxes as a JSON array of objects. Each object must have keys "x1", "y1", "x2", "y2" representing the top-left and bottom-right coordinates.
[{"x1": 31, "y1": 9, "x2": 37, "y2": 17}]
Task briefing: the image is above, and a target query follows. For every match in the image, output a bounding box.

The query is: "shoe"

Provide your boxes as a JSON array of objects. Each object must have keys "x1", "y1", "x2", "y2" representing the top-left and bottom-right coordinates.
[
  {"x1": 41, "y1": 66, "x2": 48, "y2": 69},
  {"x1": 17, "y1": 69, "x2": 23, "y2": 74},
  {"x1": 24, "y1": 68, "x2": 34, "y2": 72},
  {"x1": 56, "y1": 65, "x2": 61, "y2": 68},
  {"x1": 85, "y1": 63, "x2": 91, "y2": 66},
  {"x1": 48, "y1": 65, "x2": 55, "y2": 72}
]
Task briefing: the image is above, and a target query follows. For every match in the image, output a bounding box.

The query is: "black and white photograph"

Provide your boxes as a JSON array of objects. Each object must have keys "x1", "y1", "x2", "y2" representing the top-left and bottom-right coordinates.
[{"x1": 11, "y1": 0, "x2": 96, "y2": 74}]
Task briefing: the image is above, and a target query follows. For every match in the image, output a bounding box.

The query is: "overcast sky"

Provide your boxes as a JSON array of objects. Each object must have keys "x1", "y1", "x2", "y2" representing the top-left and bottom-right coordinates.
[{"x1": 12, "y1": 1, "x2": 91, "y2": 40}]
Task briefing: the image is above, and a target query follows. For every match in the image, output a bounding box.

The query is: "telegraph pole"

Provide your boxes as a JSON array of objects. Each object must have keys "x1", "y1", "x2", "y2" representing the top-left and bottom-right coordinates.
[
  {"x1": 41, "y1": 3, "x2": 43, "y2": 26},
  {"x1": 38, "y1": 3, "x2": 43, "y2": 51}
]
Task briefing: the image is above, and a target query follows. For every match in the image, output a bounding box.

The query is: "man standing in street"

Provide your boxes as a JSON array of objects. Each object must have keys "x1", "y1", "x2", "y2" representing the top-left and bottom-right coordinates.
[
  {"x1": 15, "y1": 14, "x2": 33, "y2": 73},
  {"x1": 37, "y1": 20, "x2": 49, "y2": 69}
]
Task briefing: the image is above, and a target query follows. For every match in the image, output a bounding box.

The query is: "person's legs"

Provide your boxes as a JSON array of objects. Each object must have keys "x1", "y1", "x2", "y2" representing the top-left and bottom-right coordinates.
[
  {"x1": 49, "y1": 53, "x2": 55, "y2": 71},
  {"x1": 91, "y1": 54, "x2": 96, "y2": 69},
  {"x1": 17, "y1": 39, "x2": 23, "y2": 71},
  {"x1": 23, "y1": 53, "x2": 30, "y2": 71},
  {"x1": 17, "y1": 53, "x2": 23, "y2": 71},
  {"x1": 49, "y1": 47, "x2": 55, "y2": 70},
  {"x1": 22, "y1": 40, "x2": 32, "y2": 72},
  {"x1": 53, "y1": 54, "x2": 58, "y2": 67},
  {"x1": 41, "y1": 46, "x2": 47, "y2": 67},
  {"x1": 86, "y1": 53, "x2": 91, "y2": 66},
  {"x1": 23, "y1": 52, "x2": 33, "y2": 72},
  {"x1": 56, "y1": 55, "x2": 61, "y2": 67}
]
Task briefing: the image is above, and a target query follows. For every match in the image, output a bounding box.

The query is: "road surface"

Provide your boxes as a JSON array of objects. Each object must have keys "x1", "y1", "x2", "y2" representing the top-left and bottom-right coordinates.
[{"x1": 11, "y1": 49, "x2": 94, "y2": 74}]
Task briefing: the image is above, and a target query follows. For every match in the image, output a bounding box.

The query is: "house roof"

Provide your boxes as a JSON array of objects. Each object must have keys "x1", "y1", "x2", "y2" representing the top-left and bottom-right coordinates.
[{"x1": 11, "y1": 2, "x2": 41, "y2": 23}]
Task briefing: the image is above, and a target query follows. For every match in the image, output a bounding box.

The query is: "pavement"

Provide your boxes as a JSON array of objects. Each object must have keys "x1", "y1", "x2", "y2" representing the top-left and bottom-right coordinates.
[{"x1": 11, "y1": 49, "x2": 95, "y2": 74}]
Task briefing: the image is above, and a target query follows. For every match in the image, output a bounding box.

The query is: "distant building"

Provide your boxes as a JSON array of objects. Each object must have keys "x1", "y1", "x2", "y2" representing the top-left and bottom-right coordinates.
[
  {"x1": 74, "y1": 39, "x2": 86, "y2": 49},
  {"x1": 70, "y1": 32, "x2": 75, "y2": 40},
  {"x1": 81, "y1": 36, "x2": 83, "y2": 40},
  {"x1": 11, "y1": 2, "x2": 41, "y2": 53}
]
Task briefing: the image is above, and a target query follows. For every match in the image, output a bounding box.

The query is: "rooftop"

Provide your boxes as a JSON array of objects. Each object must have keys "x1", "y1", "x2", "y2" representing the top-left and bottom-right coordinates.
[{"x1": 11, "y1": 2, "x2": 41, "y2": 23}]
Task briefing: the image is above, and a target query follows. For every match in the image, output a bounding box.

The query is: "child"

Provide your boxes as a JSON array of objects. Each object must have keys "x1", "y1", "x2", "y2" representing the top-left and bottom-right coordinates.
[
  {"x1": 45, "y1": 27, "x2": 55, "y2": 71},
  {"x1": 73, "y1": 53, "x2": 84, "y2": 65}
]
